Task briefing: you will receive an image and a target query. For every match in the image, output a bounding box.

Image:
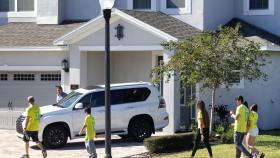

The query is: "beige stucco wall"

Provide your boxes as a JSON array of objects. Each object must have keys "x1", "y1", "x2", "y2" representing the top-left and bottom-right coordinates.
[{"x1": 86, "y1": 51, "x2": 154, "y2": 86}]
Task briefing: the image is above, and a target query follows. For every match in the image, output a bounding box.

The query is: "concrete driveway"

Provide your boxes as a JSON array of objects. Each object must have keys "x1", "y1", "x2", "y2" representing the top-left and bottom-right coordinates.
[{"x1": 0, "y1": 130, "x2": 148, "y2": 158}]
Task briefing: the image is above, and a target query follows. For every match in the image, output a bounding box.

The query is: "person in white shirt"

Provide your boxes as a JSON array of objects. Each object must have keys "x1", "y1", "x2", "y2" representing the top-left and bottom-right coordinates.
[{"x1": 56, "y1": 86, "x2": 67, "y2": 103}]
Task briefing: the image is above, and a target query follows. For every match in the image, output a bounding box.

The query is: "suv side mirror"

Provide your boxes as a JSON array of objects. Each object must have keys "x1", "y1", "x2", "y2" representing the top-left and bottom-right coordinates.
[{"x1": 74, "y1": 103, "x2": 84, "y2": 110}]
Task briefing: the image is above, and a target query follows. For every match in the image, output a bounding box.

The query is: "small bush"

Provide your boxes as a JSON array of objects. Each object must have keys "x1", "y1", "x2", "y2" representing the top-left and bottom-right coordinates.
[
  {"x1": 221, "y1": 126, "x2": 234, "y2": 144},
  {"x1": 190, "y1": 122, "x2": 198, "y2": 132},
  {"x1": 144, "y1": 133, "x2": 195, "y2": 153}
]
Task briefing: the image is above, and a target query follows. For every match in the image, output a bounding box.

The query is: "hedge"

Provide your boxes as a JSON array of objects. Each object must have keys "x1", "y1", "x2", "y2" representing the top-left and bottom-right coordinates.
[{"x1": 144, "y1": 132, "x2": 195, "y2": 153}]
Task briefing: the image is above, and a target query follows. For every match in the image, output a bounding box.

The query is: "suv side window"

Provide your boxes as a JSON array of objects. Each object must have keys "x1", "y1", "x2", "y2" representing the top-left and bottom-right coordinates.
[
  {"x1": 91, "y1": 91, "x2": 105, "y2": 107},
  {"x1": 78, "y1": 94, "x2": 92, "y2": 108},
  {"x1": 124, "y1": 88, "x2": 151, "y2": 103}
]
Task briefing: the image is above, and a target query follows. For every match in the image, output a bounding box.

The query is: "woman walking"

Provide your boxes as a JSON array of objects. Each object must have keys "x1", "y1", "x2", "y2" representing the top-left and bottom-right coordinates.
[
  {"x1": 246, "y1": 104, "x2": 265, "y2": 158},
  {"x1": 191, "y1": 100, "x2": 213, "y2": 158}
]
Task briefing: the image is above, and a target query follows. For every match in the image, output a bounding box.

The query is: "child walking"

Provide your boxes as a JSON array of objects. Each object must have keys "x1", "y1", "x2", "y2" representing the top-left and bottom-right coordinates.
[
  {"x1": 191, "y1": 100, "x2": 213, "y2": 158},
  {"x1": 21, "y1": 96, "x2": 47, "y2": 158},
  {"x1": 79, "y1": 107, "x2": 97, "y2": 158}
]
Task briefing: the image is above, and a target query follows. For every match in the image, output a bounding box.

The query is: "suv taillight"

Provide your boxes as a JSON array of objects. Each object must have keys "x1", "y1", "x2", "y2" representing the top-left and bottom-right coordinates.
[{"x1": 159, "y1": 98, "x2": 166, "y2": 108}]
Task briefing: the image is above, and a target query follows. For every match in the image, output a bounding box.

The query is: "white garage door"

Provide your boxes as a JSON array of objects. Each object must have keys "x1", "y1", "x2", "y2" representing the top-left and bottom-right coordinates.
[{"x1": 0, "y1": 72, "x2": 61, "y2": 109}]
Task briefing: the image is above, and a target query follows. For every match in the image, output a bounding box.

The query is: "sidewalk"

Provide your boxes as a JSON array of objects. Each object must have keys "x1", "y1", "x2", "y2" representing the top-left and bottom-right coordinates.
[{"x1": 0, "y1": 129, "x2": 148, "y2": 158}]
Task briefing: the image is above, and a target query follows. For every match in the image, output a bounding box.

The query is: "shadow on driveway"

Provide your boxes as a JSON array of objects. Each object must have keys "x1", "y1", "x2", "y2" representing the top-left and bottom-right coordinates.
[{"x1": 31, "y1": 138, "x2": 144, "y2": 151}]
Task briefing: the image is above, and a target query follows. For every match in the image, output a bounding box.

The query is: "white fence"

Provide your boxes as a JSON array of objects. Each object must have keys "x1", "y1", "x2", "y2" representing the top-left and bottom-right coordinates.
[{"x1": 0, "y1": 110, "x2": 23, "y2": 129}]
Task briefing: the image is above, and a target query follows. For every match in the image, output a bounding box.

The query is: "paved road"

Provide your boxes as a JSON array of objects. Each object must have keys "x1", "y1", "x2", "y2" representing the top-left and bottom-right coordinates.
[{"x1": 0, "y1": 130, "x2": 148, "y2": 158}]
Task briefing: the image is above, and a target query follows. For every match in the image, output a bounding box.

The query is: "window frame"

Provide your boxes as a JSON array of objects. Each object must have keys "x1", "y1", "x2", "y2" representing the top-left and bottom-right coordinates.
[
  {"x1": 0, "y1": 0, "x2": 36, "y2": 18},
  {"x1": 220, "y1": 70, "x2": 245, "y2": 89},
  {"x1": 0, "y1": 74, "x2": 8, "y2": 81},
  {"x1": 127, "y1": 0, "x2": 156, "y2": 11},
  {"x1": 13, "y1": 73, "x2": 35, "y2": 81},
  {"x1": 161, "y1": 0, "x2": 191, "y2": 15},
  {"x1": 40, "y1": 73, "x2": 61, "y2": 81},
  {"x1": 244, "y1": 0, "x2": 274, "y2": 15}
]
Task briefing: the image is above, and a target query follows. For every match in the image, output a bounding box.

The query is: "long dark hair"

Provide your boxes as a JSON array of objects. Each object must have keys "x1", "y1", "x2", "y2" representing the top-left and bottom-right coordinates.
[
  {"x1": 197, "y1": 100, "x2": 210, "y2": 128},
  {"x1": 250, "y1": 104, "x2": 258, "y2": 112}
]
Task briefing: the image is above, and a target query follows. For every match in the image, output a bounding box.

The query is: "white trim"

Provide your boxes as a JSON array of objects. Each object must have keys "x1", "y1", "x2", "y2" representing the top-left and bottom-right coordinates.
[
  {"x1": 161, "y1": 0, "x2": 191, "y2": 15},
  {"x1": 79, "y1": 45, "x2": 164, "y2": 51},
  {"x1": 127, "y1": 0, "x2": 157, "y2": 11},
  {"x1": 36, "y1": 16, "x2": 59, "y2": 24},
  {"x1": 0, "y1": 46, "x2": 68, "y2": 52},
  {"x1": 0, "y1": 65, "x2": 61, "y2": 71},
  {"x1": 54, "y1": 9, "x2": 177, "y2": 46},
  {"x1": 0, "y1": 11, "x2": 35, "y2": 18},
  {"x1": 244, "y1": 0, "x2": 274, "y2": 15}
]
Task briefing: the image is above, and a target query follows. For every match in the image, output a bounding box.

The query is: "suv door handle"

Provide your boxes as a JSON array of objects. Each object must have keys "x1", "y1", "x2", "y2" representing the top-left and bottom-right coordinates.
[{"x1": 126, "y1": 107, "x2": 134, "y2": 109}]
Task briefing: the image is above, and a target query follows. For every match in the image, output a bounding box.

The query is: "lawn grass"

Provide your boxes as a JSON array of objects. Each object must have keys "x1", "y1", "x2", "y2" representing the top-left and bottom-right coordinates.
[{"x1": 152, "y1": 130, "x2": 280, "y2": 158}]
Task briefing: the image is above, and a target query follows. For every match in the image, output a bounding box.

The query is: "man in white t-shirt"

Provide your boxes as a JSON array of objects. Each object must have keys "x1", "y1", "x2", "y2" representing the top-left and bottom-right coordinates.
[{"x1": 56, "y1": 86, "x2": 67, "y2": 103}]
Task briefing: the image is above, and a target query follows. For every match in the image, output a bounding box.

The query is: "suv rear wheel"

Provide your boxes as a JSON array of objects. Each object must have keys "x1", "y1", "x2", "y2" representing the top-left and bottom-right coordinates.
[
  {"x1": 128, "y1": 117, "x2": 153, "y2": 142},
  {"x1": 43, "y1": 126, "x2": 68, "y2": 148}
]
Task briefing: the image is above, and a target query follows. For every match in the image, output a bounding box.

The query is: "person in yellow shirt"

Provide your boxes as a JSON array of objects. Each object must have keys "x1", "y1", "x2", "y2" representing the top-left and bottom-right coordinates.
[
  {"x1": 79, "y1": 107, "x2": 97, "y2": 158},
  {"x1": 21, "y1": 96, "x2": 47, "y2": 158},
  {"x1": 230, "y1": 96, "x2": 253, "y2": 158},
  {"x1": 246, "y1": 104, "x2": 265, "y2": 158},
  {"x1": 191, "y1": 100, "x2": 213, "y2": 158}
]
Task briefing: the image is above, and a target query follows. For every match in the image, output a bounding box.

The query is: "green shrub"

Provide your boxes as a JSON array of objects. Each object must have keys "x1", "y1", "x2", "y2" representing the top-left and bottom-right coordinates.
[
  {"x1": 190, "y1": 122, "x2": 198, "y2": 132},
  {"x1": 215, "y1": 124, "x2": 225, "y2": 135},
  {"x1": 221, "y1": 126, "x2": 234, "y2": 144},
  {"x1": 144, "y1": 133, "x2": 195, "y2": 153}
]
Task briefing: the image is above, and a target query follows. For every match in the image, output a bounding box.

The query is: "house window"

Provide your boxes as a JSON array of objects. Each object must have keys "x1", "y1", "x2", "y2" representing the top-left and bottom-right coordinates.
[
  {"x1": 221, "y1": 71, "x2": 244, "y2": 89},
  {"x1": 249, "y1": 0, "x2": 268, "y2": 10},
  {"x1": 0, "y1": 74, "x2": 8, "y2": 81},
  {"x1": 18, "y1": 0, "x2": 34, "y2": 11},
  {"x1": 14, "y1": 74, "x2": 35, "y2": 81},
  {"x1": 244, "y1": 0, "x2": 274, "y2": 15},
  {"x1": 167, "y1": 0, "x2": 185, "y2": 9},
  {"x1": 133, "y1": 0, "x2": 151, "y2": 9},
  {"x1": 0, "y1": 0, "x2": 14, "y2": 12},
  {"x1": 161, "y1": 0, "x2": 191, "y2": 15},
  {"x1": 0, "y1": 0, "x2": 34, "y2": 12},
  {"x1": 229, "y1": 71, "x2": 241, "y2": 84},
  {"x1": 41, "y1": 74, "x2": 61, "y2": 81}
]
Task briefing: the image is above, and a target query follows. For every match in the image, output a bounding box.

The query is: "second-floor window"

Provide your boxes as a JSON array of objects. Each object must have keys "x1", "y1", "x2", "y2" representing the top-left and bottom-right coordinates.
[
  {"x1": 249, "y1": 0, "x2": 268, "y2": 10},
  {"x1": 0, "y1": 0, "x2": 34, "y2": 12},
  {"x1": 133, "y1": 0, "x2": 151, "y2": 9},
  {"x1": 161, "y1": 0, "x2": 191, "y2": 15},
  {"x1": 167, "y1": 0, "x2": 185, "y2": 9},
  {"x1": 244, "y1": 0, "x2": 274, "y2": 15}
]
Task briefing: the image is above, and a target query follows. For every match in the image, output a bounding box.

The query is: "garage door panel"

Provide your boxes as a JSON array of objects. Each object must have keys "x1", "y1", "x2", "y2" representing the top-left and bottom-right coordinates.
[{"x1": 0, "y1": 72, "x2": 61, "y2": 108}]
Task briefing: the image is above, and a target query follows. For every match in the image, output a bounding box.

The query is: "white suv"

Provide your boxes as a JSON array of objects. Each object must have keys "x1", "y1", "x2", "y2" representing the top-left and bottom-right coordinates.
[{"x1": 16, "y1": 82, "x2": 169, "y2": 148}]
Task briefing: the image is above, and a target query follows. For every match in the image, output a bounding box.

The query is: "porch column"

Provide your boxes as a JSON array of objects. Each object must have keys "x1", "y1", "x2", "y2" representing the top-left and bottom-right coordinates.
[
  {"x1": 163, "y1": 50, "x2": 180, "y2": 134},
  {"x1": 69, "y1": 46, "x2": 87, "y2": 90}
]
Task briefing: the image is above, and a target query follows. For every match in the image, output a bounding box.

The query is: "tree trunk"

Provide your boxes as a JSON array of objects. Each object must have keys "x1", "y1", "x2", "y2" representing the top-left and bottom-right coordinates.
[{"x1": 209, "y1": 88, "x2": 216, "y2": 135}]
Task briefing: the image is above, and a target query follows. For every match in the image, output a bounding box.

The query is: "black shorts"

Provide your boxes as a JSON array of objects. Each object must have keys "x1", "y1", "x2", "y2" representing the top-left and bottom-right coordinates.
[{"x1": 23, "y1": 131, "x2": 39, "y2": 142}]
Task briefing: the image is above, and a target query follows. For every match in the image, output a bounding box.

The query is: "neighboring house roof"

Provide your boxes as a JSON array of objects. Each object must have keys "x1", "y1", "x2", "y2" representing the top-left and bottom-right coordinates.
[
  {"x1": 0, "y1": 21, "x2": 85, "y2": 47},
  {"x1": 226, "y1": 18, "x2": 280, "y2": 46},
  {"x1": 122, "y1": 10, "x2": 201, "y2": 40}
]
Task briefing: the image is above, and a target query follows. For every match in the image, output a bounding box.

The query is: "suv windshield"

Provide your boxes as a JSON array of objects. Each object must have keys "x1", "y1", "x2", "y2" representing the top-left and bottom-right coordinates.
[{"x1": 55, "y1": 91, "x2": 83, "y2": 108}]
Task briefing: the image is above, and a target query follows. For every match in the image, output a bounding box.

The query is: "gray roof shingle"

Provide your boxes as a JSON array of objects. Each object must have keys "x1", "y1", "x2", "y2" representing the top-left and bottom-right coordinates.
[
  {"x1": 226, "y1": 18, "x2": 280, "y2": 46},
  {"x1": 122, "y1": 10, "x2": 201, "y2": 40},
  {"x1": 0, "y1": 21, "x2": 85, "y2": 47}
]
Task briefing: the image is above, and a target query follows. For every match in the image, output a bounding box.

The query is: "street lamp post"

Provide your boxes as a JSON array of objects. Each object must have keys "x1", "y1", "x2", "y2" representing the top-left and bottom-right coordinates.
[{"x1": 98, "y1": 0, "x2": 115, "y2": 158}]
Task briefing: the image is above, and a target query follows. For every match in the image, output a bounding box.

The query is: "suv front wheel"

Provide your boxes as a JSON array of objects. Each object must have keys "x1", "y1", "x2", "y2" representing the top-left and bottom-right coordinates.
[
  {"x1": 128, "y1": 117, "x2": 153, "y2": 142},
  {"x1": 43, "y1": 126, "x2": 68, "y2": 148}
]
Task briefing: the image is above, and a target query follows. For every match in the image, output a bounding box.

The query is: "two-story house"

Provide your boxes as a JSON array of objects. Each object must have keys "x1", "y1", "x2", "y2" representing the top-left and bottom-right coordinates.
[{"x1": 0, "y1": 0, "x2": 279, "y2": 133}]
